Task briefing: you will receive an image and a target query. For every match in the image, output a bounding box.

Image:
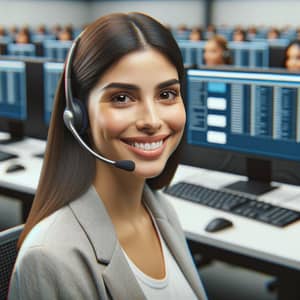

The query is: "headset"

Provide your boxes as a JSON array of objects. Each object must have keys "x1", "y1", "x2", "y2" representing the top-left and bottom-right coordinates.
[{"x1": 63, "y1": 33, "x2": 135, "y2": 172}]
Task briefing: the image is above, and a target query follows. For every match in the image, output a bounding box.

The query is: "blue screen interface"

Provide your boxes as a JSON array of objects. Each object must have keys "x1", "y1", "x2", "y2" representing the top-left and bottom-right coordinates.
[
  {"x1": 0, "y1": 61, "x2": 26, "y2": 120},
  {"x1": 187, "y1": 69, "x2": 300, "y2": 161}
]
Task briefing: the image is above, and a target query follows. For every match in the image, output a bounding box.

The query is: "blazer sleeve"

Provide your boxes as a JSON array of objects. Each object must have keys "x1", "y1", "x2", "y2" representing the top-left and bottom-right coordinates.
[{"x1": 8, "y1": 246, "x2": 65, "y2": 300}]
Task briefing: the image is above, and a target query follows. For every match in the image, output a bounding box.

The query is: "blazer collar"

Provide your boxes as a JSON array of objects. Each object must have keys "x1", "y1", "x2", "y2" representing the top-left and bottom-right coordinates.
[{"x1": 69, "y1": 185, "x2": 206, "y2": 300}]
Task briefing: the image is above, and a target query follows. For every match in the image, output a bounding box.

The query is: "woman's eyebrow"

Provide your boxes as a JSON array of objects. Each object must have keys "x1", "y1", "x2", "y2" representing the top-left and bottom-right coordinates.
[
  {"x1": 157, "y1": 79, "x2": 180, "y2": 89},
  {"x1": 101, "y1": 82, "x2": 139, "y2": 91},
  {"x1": 100, "y1": 78, "x2": 180, "y2": 92}
]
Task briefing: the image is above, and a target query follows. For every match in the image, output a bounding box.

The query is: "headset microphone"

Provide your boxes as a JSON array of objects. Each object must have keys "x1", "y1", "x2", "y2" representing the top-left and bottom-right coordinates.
[{"x1": 63, "y1": 33, "x2": 135, "y2": 172}]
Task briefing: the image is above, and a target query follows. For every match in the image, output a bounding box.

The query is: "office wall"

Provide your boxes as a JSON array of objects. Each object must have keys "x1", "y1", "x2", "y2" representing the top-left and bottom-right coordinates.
[
  {"x1": 89, "y1": 1, "x2": 205, "y2": 27},
  {"x1": 212, "y1": 0, "x2": 300, "y2": 27},
  {"x1": 2, "y1": 0, "x2": 300, "y2": 28},
  {"x1": 0, "y1": 0, "x2": 89, "y2": 27}
]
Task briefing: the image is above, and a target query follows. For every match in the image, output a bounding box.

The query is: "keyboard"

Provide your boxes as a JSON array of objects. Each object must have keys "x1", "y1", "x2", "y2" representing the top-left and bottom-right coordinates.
[
  {"x1": 0, "y1": 150, "x2": 18, "y2": 162},
  {"x1": 164, "y1": 182, "x2": 300, "y2": 227}
]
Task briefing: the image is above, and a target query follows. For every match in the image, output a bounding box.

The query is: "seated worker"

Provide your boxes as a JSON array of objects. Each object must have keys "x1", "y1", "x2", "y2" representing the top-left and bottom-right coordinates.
[
  {"x1": 204, "y1": 35, "x2": 231, "y2": 66},
  {"x1": 232, "y1": 28, "x2": 247, "y2": 42},
  {"x1": 284, "y1": 39, "x2": 300, "y2": 71},
  {"x1": 189, "y1": 26, "x2": 203, "y2": 41},
  {"x1": 15, "y1": 27, "x2": 31, "y2": 44},
  {"x1": 247, "y1": 26, "x2": 257, "y2": 40},
  {"x1": 8, "y1": 12, "x2": 207, "y2": 300},
  {"x1": 57, "y1": 25, "x2": 73, "y2": 41},
  {"x1": 267, "y1": 27, "x2": 280, "y2": 40}
]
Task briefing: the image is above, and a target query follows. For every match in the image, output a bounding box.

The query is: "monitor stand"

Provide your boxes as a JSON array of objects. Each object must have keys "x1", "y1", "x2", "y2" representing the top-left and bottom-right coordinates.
[
  {"x1": 224, "y1": 158, "x2": 278, "y2": 196},
  {"x1": 0, "y1": 121, "x2": 24, "y2": 145}
]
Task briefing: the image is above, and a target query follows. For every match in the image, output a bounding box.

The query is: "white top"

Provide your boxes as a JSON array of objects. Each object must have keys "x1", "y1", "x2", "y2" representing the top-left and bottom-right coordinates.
[{"x1": 122, "y1": 208, "x2": 198, "y2": 300}]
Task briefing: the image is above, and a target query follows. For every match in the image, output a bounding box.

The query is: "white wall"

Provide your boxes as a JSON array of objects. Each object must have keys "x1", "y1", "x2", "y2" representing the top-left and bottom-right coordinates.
[
  {"x1": 0, "y1": 1, "x2": 89, "y2": 27},
  {"x1": 2, "y1": 0, "x2": 300, "y2": 29},
  {"x1": 89, "y1": 1, "x2": 205, "y2": 27},
  {"x1": 212, "y1": 0, "x2": 300, "y2": 27}
]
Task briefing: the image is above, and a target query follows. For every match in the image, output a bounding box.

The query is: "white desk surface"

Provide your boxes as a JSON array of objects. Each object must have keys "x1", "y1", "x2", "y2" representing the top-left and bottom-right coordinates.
[
  {"x1": 163, "y1": 164, "x2": 300, "y2": 271},
  {"x1": 0, "y1": 134, "x2": 45, "y2": 194},
  {"x1": 2, "y1": 135, "x2": 300, "y2": 271}
]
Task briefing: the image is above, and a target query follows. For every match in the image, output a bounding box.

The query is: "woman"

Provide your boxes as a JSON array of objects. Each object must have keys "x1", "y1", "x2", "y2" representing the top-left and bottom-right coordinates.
[
  {"x1": 284, "y1": 39, "x2": 300, "y2": 72},
  {"x1": 204, "y1": 35, "x2": 231, "y2": 66},
  {"x1": 8, "y1": 12, "x2": 207, "y2": 300}
]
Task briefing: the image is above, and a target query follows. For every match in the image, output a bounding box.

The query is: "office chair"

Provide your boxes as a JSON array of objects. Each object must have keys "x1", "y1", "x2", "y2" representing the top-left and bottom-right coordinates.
[{"x1": 0, "y1": 224, "x2": 23, "y2": 300}]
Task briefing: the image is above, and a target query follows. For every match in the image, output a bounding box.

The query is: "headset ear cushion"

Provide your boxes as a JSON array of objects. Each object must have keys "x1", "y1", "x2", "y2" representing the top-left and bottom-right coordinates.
[{"x1": 73, "y1": 98, "x2": 89, "y2": 135}]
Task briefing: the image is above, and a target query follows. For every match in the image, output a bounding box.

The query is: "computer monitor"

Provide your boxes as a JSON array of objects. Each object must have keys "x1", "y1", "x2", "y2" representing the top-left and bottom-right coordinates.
[
  {"x1": 7, "y1": 43, "x2": 36, "y2": 57},
  {"x1": 43, "y1": 40, "x2": 72, "y2": 61},
  {"x1": 43, "y1": 62, "x2": 64, "y2": 125},
  {"x1": 0, "y1": 60, "x2": 26, "y2": 143},
  {"x1": 0, "y1": 56, "x2": 61, "y2": 141},
  {"x1": 182, "y1": 67, "x2": 300, "y2": 195}
]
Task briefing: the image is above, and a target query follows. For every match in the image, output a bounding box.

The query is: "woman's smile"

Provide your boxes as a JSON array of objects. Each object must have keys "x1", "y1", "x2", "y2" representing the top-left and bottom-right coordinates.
[{"x1": 121, "y1": 134, "x2": 170, "y2": 159}]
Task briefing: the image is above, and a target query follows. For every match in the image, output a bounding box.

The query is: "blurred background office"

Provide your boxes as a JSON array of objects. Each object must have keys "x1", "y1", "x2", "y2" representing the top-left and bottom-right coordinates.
[{"x1": 2, "y1": 1, "x2": 300, "y2": 300}]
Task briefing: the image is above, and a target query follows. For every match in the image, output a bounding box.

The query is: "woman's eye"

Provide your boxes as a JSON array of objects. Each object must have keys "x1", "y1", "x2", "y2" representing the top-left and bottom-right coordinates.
[
  {"x1": 159, "y1": 90, "x2": 178, "y2": 101},
  {"x1": 111, "y1": 94, "x2": 131, "y2": 104}
]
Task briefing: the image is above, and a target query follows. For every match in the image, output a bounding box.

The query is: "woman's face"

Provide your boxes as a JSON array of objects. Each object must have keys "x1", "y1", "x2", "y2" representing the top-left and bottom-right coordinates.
[
  {"x1": 87, "y1": 48, "x2": 186, "y2": 179},
  {"x1": 285, "y1": 44, "x2": 300, "y2": 71},
  {"x1": 204, "y1": 40, "x2": 225, "y2": 66}
]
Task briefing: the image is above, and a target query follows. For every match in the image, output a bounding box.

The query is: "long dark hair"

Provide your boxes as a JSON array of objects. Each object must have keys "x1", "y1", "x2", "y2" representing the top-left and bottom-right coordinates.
[
  {"x1": 19, "y1": 12, "x2": 185, "y2": 247},
  {"x1": 283, "y1": 39, "x2": 300, "y2": 68}
]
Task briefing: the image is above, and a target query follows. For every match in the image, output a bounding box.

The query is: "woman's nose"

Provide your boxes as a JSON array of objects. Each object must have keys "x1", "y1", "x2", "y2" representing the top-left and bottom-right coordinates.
[{"x1": 136, "y1": 102, "x2": 162, "y2": 133}]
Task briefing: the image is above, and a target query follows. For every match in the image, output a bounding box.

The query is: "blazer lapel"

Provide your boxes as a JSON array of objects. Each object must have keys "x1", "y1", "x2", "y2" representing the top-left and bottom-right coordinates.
[
  {"x1": 143, "y1": 186, "x2": 207, "y2": 300},
  {"x1": 102, "y1": 247, "x2": 146, "y2": 300},
  {"x1": 69, "y1": 186, "x2": 146, "y2": 300}
]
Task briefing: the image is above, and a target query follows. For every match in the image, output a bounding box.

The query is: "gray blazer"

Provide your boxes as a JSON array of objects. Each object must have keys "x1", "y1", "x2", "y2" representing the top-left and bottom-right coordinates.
[{"x1": 8, "y1": 185, "x2": 207, "y2": 300}]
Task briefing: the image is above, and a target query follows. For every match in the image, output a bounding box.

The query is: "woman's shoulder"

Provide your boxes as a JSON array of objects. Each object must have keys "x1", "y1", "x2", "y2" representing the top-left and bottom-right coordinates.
[{"x1": 20, "y1": 204, "x2": 83, "y2": 255}]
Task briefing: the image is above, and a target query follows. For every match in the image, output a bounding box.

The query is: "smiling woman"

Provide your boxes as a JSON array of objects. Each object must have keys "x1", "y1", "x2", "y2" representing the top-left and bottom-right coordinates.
[{"x1": 8, "y1": 12, "x2": 207, "y2": 300}]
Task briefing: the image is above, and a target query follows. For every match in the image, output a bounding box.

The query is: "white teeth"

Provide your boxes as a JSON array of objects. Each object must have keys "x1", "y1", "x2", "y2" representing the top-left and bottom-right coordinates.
[{"x1": 132, "y1": 140, "x2": 163, "y2": 151}]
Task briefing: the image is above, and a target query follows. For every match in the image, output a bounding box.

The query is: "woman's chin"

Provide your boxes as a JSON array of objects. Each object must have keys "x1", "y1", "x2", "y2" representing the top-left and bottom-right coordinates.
[{"x1": 133, "y1": 162, "x2": 166, "y2": 179}]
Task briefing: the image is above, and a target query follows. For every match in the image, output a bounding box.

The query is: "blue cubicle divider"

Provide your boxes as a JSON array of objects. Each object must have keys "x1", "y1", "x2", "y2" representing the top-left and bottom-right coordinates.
[
  {"x1": 43, "y1": 62, "x2": 64, "y2": 124},
  {"x1": 252, "y1": 38, "x2": 290, "y2": 48},
  {"x1": 31, "y1": 34, "x2": 56, "y2": 43},
  {"x1": 0, "y1": 36, "x2": 12, "y2": 44},
  {"x1": 177, "y1": 40, "x2": 206, "y2": 66},
  {"x1": 7, "y1": 43, "x2": 36, "y2": 57},
  {"x1": 177, "y1": 40, "x2": 269, "y2": 68},
  {"x1": 43, "y1": 40, "x2": 72, "y2": 61},
  {"x1": 228, "y1": 41, "x2": 269, "y2": 68},
  {"x1": 0, "y1": 60, "x2": 26, "y2": 120},
  {"x1": 216, "y1": 28, "x2": 233, "y2": 41}
]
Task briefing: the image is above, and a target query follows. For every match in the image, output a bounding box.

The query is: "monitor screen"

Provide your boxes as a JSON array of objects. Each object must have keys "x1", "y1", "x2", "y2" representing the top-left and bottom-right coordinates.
[
  {"x1": 0, "y1": 60, "x2": 26, "y2": 120},
  {"x1": 0, "y1": 60, "x2": 26, "y2": 143},
  {"x1": 0, "y1": 57, "x2": 64, "y2": 142},
  {"x1": 43, "y1": 62, "x2": 64, "y2": 125},
  {"x1": 43, "y1": 40, "x2": 72, "y2": 61},
  {"x1": 182, "y1": 67, "x2": 300, "y2": 193},
  {"x1": 7, "y1": 43, "x2": 36, "y2": 57}
]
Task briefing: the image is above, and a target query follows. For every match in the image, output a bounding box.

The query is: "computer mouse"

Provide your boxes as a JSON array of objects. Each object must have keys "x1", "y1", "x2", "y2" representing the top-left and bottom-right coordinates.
[
  {"x1": 5, "y1": 163, "x2": 26, "y2": 173},
  {"x1": 205, "y1": 217, "x2": 233, "y2": 233}
]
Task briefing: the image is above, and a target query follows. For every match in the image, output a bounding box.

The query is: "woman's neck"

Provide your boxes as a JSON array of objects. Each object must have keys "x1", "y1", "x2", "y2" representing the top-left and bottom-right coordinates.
[{"x1": 93, "y1": 161, "x2": 146, "y2": 225}]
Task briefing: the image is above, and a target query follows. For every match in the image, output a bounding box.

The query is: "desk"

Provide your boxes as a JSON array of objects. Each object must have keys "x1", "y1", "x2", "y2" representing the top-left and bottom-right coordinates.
[
  {"x1": 1, "y1": 136, "x2": 300, "y2": 299},
  {"x1": 163, "y1": 164, "x2": 300, "y2": 300},
  {"x1": 0, "y1": 134, "x2": 45, "y2": 219}
]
